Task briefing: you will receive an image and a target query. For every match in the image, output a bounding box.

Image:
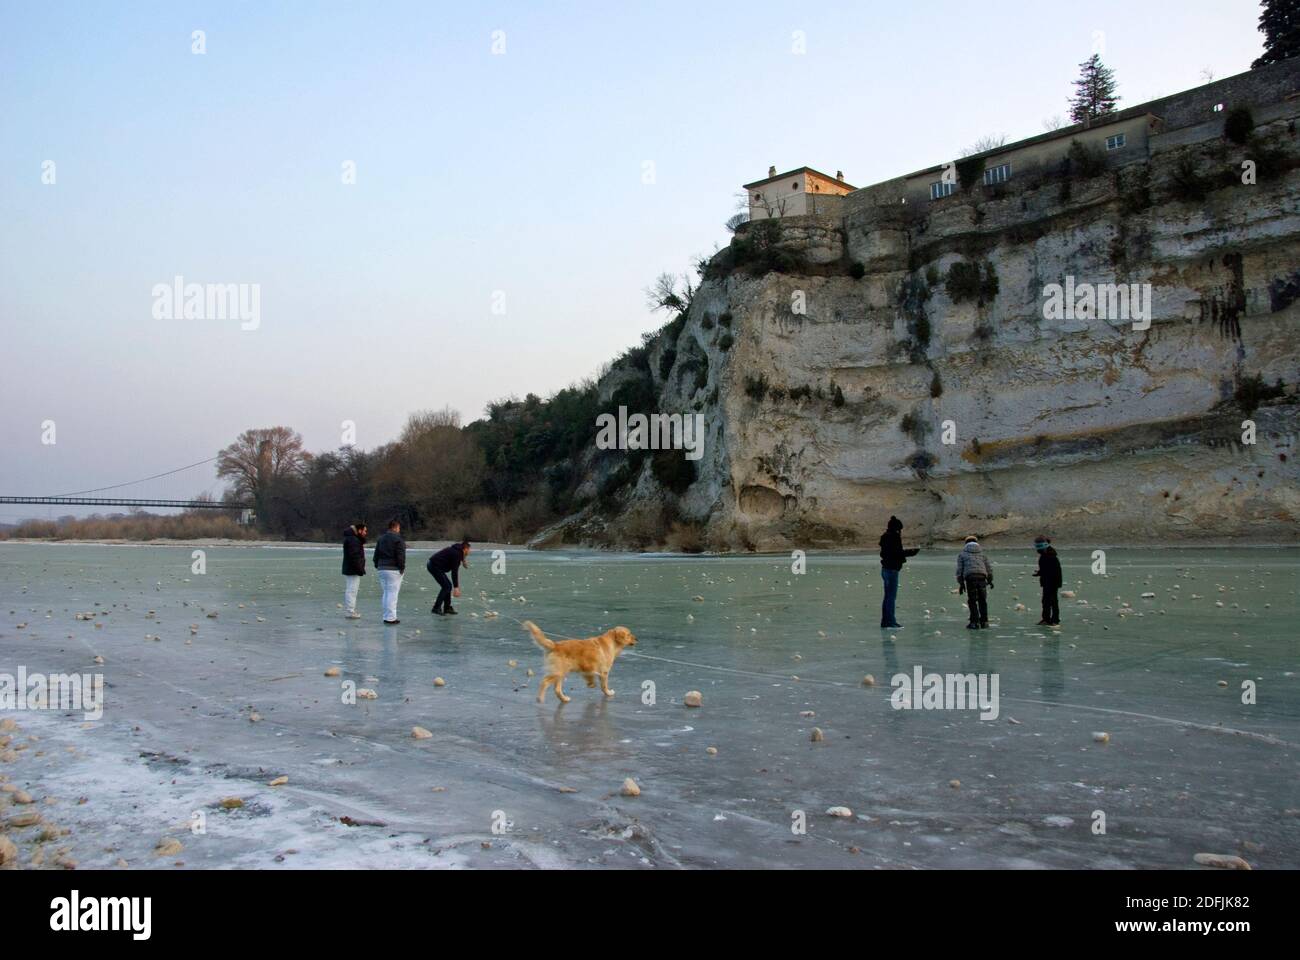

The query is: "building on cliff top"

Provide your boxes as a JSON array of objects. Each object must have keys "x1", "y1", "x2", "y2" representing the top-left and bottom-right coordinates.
[
  {"x1": 747, "y1": 60, "x2": 1300, "y2": 213},
  {"x1": 744, "y1": 166, "x2": 856, "y2": 220}
]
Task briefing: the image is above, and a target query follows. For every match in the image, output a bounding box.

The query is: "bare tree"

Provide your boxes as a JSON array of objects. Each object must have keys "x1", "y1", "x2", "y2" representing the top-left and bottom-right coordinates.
[
  {"x1": 960, "y1": 133, "x2": 1009, "y2": 158},
  {"x1": 217, "y1": 426, "x2": 311, "y2": 524},
  {"x1": 645, "y1": 272, "x2": 694, "y2": 314},
  {"x1": 1042, "y1": 114, "x2": 1066, "y2": 132},
  {"x1": 375, "y1": 408, "x2": 485, "y2": 534}
]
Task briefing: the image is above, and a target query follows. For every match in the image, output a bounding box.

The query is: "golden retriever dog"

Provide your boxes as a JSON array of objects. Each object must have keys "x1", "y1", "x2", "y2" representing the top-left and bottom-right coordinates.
[{"x1": 523, "y1": 620, "x2": 637, "y2": 704}]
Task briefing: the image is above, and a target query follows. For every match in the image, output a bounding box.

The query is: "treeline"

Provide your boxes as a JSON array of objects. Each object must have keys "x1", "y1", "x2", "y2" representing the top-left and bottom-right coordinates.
[
  {"x1": 215, "y1": 385, "x2": 620, "y2": 544},
  {"x1": 0, "y1": 512, "x2": 258, "y2": 541}
]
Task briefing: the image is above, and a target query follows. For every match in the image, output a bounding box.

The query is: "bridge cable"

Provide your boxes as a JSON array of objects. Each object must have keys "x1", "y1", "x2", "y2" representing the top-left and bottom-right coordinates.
[{"x1": 52, "y1": 456, "x2": 220, "y2": 498}]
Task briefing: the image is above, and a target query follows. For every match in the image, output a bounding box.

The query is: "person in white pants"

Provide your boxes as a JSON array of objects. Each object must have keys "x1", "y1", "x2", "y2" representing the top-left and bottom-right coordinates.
[
  {"x1": 378, "y1": 569, "x2": 402, "y2": 623},
  {"x1": 372, "y1": 518, "x2": 407, "y2": 624},
  {"x1": 341, "y1": 522, "x2": 368, "y2": 619}
]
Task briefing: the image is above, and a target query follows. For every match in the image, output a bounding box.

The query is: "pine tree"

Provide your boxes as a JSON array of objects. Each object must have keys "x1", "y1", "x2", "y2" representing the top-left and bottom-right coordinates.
[
  {"x1": 1252, "y1": 0, "x2": 1300, "y2": 68},
  {"x1": 1068, "y1": 54, "x2": 1120, "y2": 124}
]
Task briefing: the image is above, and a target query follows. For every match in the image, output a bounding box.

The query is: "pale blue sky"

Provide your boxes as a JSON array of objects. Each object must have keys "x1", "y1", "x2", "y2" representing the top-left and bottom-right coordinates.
[{"x1": 0, "y1": 0, "x2": 1269, "y2": 515}]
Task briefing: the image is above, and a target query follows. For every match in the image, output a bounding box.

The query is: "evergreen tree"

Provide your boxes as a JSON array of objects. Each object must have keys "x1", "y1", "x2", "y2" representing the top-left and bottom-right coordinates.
[
  {"x1": 1252, "y1": 0, "x2": 1300, "y2": 68},
  {"x1": 1068, "y1": 54, "x2": 1120, "y2": 124}
]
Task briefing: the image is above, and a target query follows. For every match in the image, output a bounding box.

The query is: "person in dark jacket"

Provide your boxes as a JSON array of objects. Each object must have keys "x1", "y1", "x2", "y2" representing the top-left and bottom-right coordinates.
[
  {"x1": 341, "y1": 522, "x2": 367, "y2": 619},
  {"x1": 1032, "y1": 535, "x2": 1063, "y2": 625},
  {"x1": 427, "y1": 539, "x2": 472, "y2": 615},
  {"x1": 878, "y1": 516, "x2": 920, "y2": 629},
  {"x1": 372, "y1": 518, "x2": 406, "y2": 624}
]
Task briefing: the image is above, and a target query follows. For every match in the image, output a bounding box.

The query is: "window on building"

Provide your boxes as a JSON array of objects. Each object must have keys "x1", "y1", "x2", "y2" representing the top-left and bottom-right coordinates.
[
  {"x1": 792, "y1": 181, "x2": 799, "y2": 189},
  {"x1": 1105, "y1": 133, "x2": 1126, "y2": 150},
  {"x1": 983, "y1": 163, "x2": 1011, "y2": 186},
  {"x1": 1213, "y1": 102, "x2": 1224, "y2": 112},
  {"x1": 930, "y1": 180, "x2": 955, "y2": 200}
]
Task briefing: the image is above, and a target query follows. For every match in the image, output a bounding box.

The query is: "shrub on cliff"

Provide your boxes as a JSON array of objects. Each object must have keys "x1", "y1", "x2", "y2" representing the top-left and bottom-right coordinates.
[
  {"x1": 956, "y1": 156, "x2": 985, "y2": 191},
  {"x1": 718, "y1": 333, "x2": 734, "y2": 350},
  {"x1": 708, "y1": 220, "x2": 805, "y2": 278},
  {"x1": 1170, "y1": 156, "x2": 1211, "y2": 202},
  {"x1": 658, "y1": 346, "x2": 677, "y2": 379},
  {"x1": 744, "y1": 374, "x2": 770, "y2": 401},
  {"x1": 1064, "y1": 139, "x2": 1107, "y2": 179},
  {"x1": 945, "y1": 260, "x2": 1000, "y2": 305},
  {"x1": 1223, "y1": 105, "x2": 1254, "y2": 145},
  {"x1": 651, "y1": 449, "x2": 696, "y2": 496},
  {"x1": 900, "y1": 411, "x2": 932, "y2": 444},
  {"x1": 1234, "y1": 373, "x2": 1286, "y2": 413}
]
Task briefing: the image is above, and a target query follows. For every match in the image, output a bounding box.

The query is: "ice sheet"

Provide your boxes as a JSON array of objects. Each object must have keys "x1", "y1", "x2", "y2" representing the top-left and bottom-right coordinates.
[{"x1": 1, "y1": 543, "x2": 1296, "y2": 868}]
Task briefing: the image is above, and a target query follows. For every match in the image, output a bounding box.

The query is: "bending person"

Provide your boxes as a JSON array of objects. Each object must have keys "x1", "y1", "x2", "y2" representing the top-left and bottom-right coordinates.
[{"x1": 427, "y1": 539, "x2": 472, "y2": 616}]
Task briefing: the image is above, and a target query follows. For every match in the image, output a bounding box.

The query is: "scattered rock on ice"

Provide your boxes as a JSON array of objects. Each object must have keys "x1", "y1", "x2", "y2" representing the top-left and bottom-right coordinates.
[
  {"x1": 155, "y1": 838, "x2": 183, "y2": 857},
  {"x1": 1092, "y1": 732, "x2": 1110, "y2": 743},
  {"x1": 219, "y1": 797, "x2": 243, "y2": 809},
  {"x1": 1193, "y1": 853, "x2": 1250, "y2": 870},
  {"x1": 683, "y1": 691, "x2": 703, "y2": 707},
  {"x1": 620, "y1": 778, "x2": 641, "y2": 797},
  {"x1": 706, "y1": 746, "x2": 718, "y2": 755},
  {"x1": 433, "y1": 677, "x2": 446, "y2": 687},
  {"x1": 826, "y1": 806, "x2": 852, "y2": 818},
  {"x1": 1060, "y1": 590, "x2": 1076, "y2": 599},
  {"x1": 268, "y1": 776, "x2": 288, "y2": 787},
  {"x1": 411, "y1": 726, "x2": 433, "y2": 740},
  {"x1": 862, "y1": 675, "x2": 876, "y2": 686},
  {"x1": 0, "y1": 836, "x2": 17, "y2": 866},
  {"x1": 810, "y1": 727, "x2": 825, "y2": 742},
  {"x1": 949, "y1": 780, "x2": 961, "y2": 789},
  {"x1": 324, "y1": 667, "x2": 340, "y2": 677},
  {"x1": 357, "y1": 689, "x2": 378, "y2": 700}
]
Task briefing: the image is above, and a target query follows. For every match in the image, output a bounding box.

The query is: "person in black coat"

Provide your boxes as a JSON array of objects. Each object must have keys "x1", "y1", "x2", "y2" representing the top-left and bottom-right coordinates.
[
  {"x1": 340, "y1": 523, "x2": 367, "y2": 618},
  {"x1": 427, "y1": 540, "x2": 472, "y2": 615},
  {"x1": 878, "y1": 516, "x2": 920, "y2": 629},
  {"x1": 1032, "y1": 535, "x2": 1063, "y2": 625},
  {"x1": 372, "y1": 519, "x2": 406, "y2": 624}
]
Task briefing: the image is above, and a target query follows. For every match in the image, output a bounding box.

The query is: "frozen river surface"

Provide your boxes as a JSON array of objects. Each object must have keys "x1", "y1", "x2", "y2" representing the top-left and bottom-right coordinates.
[{"x1": 1, "y1": 543, "x2": 1297, "y2": 869}]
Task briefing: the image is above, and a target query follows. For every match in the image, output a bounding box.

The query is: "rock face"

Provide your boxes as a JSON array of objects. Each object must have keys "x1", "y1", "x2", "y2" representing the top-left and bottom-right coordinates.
[{"x1": 539, "y1": 82, "x2": 1300, "y2": 551}]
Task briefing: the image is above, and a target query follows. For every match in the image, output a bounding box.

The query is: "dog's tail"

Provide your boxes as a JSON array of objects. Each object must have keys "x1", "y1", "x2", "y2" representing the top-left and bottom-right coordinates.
[{"x1": 523, "y1": 620, "x2": 555, "y2": 651}]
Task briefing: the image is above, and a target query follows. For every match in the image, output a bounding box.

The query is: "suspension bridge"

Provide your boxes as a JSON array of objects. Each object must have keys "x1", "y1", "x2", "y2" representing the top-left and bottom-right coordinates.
[{"x1": 0, "y1": 456, "x2": 252, "y2": 520}]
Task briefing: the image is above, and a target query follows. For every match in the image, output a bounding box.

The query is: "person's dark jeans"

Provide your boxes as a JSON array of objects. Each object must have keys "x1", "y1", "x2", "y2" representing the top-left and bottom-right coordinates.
[
  {"x1": 1041, "y1": 587, "x2": 1059, "y2": 624},
  {"x1": 881, "y1": 568, "x2": 900, "y2": 626},
  {"x1": 431, "y1": 569, "x2": 452, "y2": 611},
  {"x1": 965, "y1": 577, "x2": 989, "y2": 625}
]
